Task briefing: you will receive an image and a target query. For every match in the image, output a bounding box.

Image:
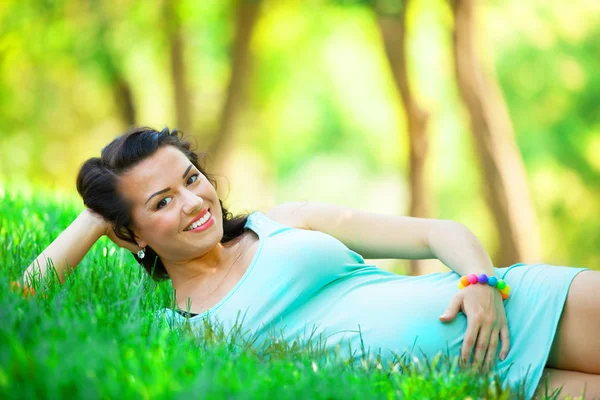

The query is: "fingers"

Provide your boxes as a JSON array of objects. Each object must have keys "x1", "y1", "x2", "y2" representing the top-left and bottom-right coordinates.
[
  {"x1": 460, "y1": 316, "x2": 480, "y2": 367},
  {"x1": 472, "y1": 315, "x2": 494, "y2": 369},
  {"x1": 483, "y1": 329, "x2": 500, "y2": 371},
  {"x1": 106, "y1": 229, "x2": 139, "y2": 252},
  {"x1": 461, "y1": 313, "x2": 500, "y2": 370},
  {"x1": 499, "y1": 325, "x2": 511, "y2": 360},
  {"x1": 482, "y1": 325, "x2": 510, "y2": 371},
  {"x1": 439, "y1": 293, "x2": 463, "y2": 321}
]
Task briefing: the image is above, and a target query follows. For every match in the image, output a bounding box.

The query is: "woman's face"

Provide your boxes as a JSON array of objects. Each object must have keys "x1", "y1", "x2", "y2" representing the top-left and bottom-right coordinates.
[{"x1": 118, "y1": 145, "x2": 224, "y2": 263}]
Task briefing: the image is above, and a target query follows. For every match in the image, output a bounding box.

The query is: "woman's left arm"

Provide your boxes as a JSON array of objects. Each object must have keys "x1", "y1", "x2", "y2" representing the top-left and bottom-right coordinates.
[
  {"x1": 284, "y1": 201, "x2": 491, "y2": 270},
  {"x1": 276, "y1": 201, "x2": 510, "y2": 370}
]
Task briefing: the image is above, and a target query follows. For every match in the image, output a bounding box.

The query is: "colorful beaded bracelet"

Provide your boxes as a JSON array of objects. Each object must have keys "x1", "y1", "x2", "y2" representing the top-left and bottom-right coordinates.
[{"x1": 458, "y1": 273, "x2": 511, "y2": 300}]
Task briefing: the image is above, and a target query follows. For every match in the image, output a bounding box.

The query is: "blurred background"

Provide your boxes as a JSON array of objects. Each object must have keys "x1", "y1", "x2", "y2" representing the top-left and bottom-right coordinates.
[{"x1": 0, "y1": 0, "x2": 598, "y2": 275}]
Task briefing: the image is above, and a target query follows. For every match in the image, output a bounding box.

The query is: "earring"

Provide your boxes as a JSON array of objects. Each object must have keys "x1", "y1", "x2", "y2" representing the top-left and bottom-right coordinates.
[{"x1": 137, "y1": 247, "x2": 146, "y2": 259}]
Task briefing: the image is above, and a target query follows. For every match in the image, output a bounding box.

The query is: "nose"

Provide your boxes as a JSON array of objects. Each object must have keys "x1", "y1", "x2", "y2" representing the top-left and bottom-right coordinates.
[{"x1": 181, "y1": 188, "x2": 203, "y2": 215}]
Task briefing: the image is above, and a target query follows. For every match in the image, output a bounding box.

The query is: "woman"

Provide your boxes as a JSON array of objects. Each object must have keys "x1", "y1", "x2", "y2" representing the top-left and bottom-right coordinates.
[{"x1": 22, "y1": 127, "x2": 600, "y2": 399}]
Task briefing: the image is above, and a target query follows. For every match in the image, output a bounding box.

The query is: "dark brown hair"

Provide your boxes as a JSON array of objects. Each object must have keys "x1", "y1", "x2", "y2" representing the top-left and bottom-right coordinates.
[{"x1": 76, "y1": 126, "x2": 249, "y2": 281}]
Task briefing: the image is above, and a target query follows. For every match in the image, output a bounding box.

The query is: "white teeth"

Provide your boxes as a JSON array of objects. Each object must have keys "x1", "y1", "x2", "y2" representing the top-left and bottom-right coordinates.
[{"x1": 185, "y1": 211, "x2": 211, "y2": 231}]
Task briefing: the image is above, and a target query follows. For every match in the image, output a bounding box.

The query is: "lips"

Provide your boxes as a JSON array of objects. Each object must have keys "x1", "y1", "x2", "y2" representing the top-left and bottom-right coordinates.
[{"x1": 184, "y1": 209, "x2": 209, "y2": 231}]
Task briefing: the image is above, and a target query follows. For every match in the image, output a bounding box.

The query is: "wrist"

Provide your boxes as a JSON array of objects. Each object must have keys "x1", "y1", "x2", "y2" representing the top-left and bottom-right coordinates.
[
  {"x1": 458, "y1": 273, "x2": 511, "y2": 300},
  {"x1": 451, "y1": 262, "x2": 495, "y2": 276},
  {"x1": 79, "y1": 209, "x2": 109, "y2": 237}
]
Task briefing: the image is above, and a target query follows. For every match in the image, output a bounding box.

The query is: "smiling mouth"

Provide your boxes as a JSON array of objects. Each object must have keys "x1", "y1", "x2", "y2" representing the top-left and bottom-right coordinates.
[{"x1": 184, "y1": 210, "x2": 213, "y2": 231}]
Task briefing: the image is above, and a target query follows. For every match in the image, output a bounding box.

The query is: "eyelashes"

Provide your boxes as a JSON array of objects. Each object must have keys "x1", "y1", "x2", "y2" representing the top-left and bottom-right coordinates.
[
  {"x1": 186, "y1": 174, "x2": 199, "y2": 186},
  {"x1": 156, "y1": 197, "x2": 171, "y2": 209},
  {"x1": 156, "y1": 173, "x2": 201, "y2": 210}
]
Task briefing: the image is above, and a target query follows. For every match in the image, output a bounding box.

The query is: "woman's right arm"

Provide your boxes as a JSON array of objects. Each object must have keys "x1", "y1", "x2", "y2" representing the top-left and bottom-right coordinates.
[{"x1": 22, "y1": 209, "x2": 109, "y2": 286}]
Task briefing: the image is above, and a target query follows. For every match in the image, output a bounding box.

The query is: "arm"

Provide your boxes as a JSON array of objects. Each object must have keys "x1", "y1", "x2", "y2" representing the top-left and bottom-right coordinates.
[
  {"x1": 22, "y1": 209, "x2": 109, "y2": 286},
  {"x1": 274, "y1": 201, "x2": 495, "y2": 276}
]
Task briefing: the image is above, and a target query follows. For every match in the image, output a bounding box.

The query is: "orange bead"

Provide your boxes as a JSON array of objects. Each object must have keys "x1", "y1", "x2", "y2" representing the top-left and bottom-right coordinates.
[
  {"x1": 501, "y1": 292, "x2": 509, "y2": 300},
  {"x1": 460, "y1": 276, "x2": 470, "y2": 286}
]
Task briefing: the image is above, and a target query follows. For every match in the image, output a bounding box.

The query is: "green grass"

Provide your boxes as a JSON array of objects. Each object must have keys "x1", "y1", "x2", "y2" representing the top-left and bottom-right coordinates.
[{"x1": 0, "y1": 185, "x2": 559, "y2": 399}]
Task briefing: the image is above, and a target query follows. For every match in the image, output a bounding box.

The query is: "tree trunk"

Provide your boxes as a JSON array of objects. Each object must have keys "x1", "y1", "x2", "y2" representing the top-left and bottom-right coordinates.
[
  {"x1": 209, "y1": 0, "x2": 261, "y2": 184},
  {"x1": 376, "y1": 1, "x2": 433, "y2": 275},
  {"x1": 450, "y1": 0, "x2": 541, "y2": 266},
  {"x1": 113, "y1": 75, "x2": 136, "y2": 126},
  {"x1": 87, "y1": 1, "x2": 136, "y2": 128},
  {"x1": 165, "y1": 0, "x2": 192, "y2": 134}
]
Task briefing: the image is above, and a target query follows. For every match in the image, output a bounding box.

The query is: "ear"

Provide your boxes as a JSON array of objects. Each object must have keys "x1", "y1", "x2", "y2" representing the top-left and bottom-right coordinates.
[
  {"x1": 130, "y1": 230, "x2": 147, "y2": 249},
  {"x1": 135, "y1": 236, "x2": 147, "y2": 249}
]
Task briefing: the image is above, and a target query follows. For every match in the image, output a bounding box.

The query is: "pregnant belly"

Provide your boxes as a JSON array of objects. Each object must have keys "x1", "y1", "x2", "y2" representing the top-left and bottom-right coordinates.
[{"x1": 307, "y1": 275, "x2": 468, "y2": 366}]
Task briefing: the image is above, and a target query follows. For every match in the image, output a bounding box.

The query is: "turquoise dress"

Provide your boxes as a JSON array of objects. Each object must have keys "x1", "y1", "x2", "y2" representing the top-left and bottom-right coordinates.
[{"x1": 158, "y1": 212, "x2": 590, "y2": 399}]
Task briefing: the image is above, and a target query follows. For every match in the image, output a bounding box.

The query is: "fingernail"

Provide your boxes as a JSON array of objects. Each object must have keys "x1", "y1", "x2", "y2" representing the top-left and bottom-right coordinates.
[{"x1": 499, "y1": 353, "x2": 505, "y2": 361}]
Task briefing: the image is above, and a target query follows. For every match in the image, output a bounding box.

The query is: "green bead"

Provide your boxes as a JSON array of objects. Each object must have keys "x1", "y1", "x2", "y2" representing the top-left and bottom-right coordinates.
[{"x1": 496, "y1": 279, "x2": 507, "y2": 290}]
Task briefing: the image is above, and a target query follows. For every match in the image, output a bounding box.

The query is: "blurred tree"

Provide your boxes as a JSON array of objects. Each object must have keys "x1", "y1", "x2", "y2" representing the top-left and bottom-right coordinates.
[
  {"x1": 0, "y1": 0, "x2": 598, "y2": 270},
  {"x1": 210, "y1": 0, "x2": 262, "y2": 187},
  {"x1": 373, "y1": 0, "x2": 432, "y2": 275},
  {"x1": 165, "y1": 0, "x2": 192, "y2": 134},
  {"x1": 90, "y1": 2, "x2": 136, "y2": 127},
  {"x1": 450, "y1": 0, "x2": 541, "y2": 266},
  {"x1": 492, "y1": 8, "x2": 600, "y2": 269}
]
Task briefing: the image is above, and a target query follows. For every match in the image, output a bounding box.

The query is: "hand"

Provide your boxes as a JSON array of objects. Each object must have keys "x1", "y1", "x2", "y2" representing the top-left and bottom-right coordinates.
[
  {"x1": 83, "y1": 208, "x2": 111, "y2": 235},
  {"x1": 439, "y1": 283, "x2": 510, "y2": 371},
  {"x1": 84, "y1": 209, "x2": 139, "y2": 253}
]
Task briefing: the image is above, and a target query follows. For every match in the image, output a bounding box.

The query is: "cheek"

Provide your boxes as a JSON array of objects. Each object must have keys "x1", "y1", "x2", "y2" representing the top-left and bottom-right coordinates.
[
  {"x1": 138, "y1": 212, "x2": 180, "y2": 238},
  {"x1": 152, "y1": 213, "x2": 180, "y2": 233}
]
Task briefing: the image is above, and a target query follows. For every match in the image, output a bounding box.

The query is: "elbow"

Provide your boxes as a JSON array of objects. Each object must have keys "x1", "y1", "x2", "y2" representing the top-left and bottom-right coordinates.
[
  {"x1": 449, "y1": 220, "x2": 471, "y2": 233},
  {"x1": 433, "y1": 219, "x2": 467, "y2": 236},
  {"x1": 427, "y1": 220, "x2": 469, "y2": 257}
]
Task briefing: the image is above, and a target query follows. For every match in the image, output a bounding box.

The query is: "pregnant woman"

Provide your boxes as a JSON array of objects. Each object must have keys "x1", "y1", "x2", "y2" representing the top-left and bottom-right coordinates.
[{"x1": 22, "y1": 127, "x2": 600, "y2": 399}]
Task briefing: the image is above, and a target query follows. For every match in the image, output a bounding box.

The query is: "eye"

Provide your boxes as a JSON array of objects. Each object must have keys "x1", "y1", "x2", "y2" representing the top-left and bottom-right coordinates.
[
  {"x1": 187, "y1": 173, "x2": 200, "y2": 185},
  {"x1": 157, "y1": 197, "x2": 172, "y2": 210}
]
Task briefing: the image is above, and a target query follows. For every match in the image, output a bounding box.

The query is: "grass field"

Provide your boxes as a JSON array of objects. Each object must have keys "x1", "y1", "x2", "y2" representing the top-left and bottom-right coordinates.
[{"x1": 0, "y1": 186, "x2": 552, "y2": 399}]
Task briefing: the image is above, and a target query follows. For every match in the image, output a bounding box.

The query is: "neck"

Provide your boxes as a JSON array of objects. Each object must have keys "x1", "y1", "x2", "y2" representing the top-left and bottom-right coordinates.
[{"x1": 164, "y1": 235, "x2": 247, "y2": 297}]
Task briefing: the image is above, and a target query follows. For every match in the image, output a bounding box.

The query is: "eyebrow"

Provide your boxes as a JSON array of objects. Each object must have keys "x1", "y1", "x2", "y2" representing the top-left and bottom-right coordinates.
[
  {"x1": 145, "y1": 164, "x2": 194, "y2": 205},
  {"x1": 182, "y1": 164, "x2": 193, "y2": 178}
]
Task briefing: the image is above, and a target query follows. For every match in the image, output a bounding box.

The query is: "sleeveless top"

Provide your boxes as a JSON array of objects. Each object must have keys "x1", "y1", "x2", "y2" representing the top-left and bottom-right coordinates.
[{"x1": 158, "y1": 211, "x2": 591, "y2": 400}]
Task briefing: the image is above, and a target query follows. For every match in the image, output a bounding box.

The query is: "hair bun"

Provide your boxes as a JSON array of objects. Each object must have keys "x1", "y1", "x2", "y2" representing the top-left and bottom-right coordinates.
[{"x1": 76, "y1": 157, "x2": 116, "y2": 214}]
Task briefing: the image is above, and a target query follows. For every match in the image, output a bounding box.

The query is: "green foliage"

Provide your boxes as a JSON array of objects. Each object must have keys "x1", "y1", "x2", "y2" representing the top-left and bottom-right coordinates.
[
  {"x1": 0, "y1": 188, "x2": 542, "y2": 399},
  {"x1": 492, "y1": 4, "x2": 600, "y2": 269},
  {"x1": 0, "y1": 1, "x2": 598, "y2": 288}
]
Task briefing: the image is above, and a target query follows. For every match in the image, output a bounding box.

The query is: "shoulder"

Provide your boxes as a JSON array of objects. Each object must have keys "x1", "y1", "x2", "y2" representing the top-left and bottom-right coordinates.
[
  {"x1": 263, "y1": 202, "x2": 312, "y2": 230},
  {"x1": 263, "y1": 201, "x2": 355, "y2": 231}
]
